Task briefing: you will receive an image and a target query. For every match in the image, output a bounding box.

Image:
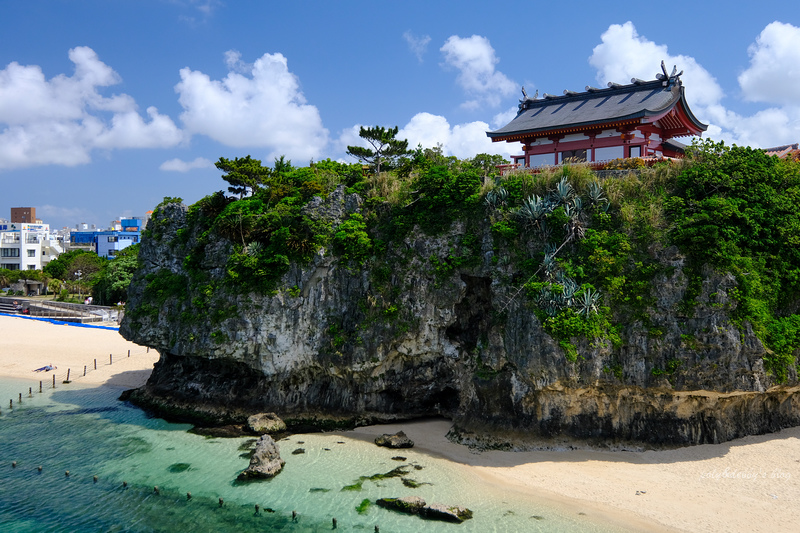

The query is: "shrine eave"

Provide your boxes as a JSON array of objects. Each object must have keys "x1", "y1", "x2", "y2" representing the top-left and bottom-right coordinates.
[{"x1": 487, "y1": 73, "x2": 707, "y2": 144}]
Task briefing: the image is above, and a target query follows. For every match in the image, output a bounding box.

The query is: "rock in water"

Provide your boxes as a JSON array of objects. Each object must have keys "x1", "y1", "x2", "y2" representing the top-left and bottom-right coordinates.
[
  {"x1": 420, "y1": 503, "x2": 473, "y2": 523},
  {"x1": 374, "y1": 431, "x2": 414, "y2": 449},
  {"x1": 237, "y1": 435, "x2": 285, "y2": 480},
  {"x1": 376, "y1": 497, "x2": 473, "y2": 523},
  {"x1": 247, "y1": 412, "x2": 287, "y2": 434},
  {"x1": 376, "y1": 496, "x2": 427, "y2": 514}
]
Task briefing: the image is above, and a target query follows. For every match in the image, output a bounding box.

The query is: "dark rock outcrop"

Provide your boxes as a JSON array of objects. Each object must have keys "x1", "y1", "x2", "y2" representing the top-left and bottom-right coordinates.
[
  {"x1": 120, "y1": 197, "x2": 800, "y2": 447},
  {"x1": 237, "y1": 435, "x2": 285, "y2": 480},
  {"x1": 375, "y1": 431, "x2": 414, "y2": 449},
  {"x1": 377, "y1": 497, "x2": 473, "y2": 523},
  {"x1": 420, "y1": 503, "x2": 473, "y2": 523},
  {"x1": 247, "y1": 412, "x2": 286, "y2": 434}
]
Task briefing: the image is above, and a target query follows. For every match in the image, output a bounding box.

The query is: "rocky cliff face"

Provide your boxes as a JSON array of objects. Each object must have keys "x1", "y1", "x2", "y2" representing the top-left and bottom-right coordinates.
[{"x1": 121, "y1": 192, "x2": 800, "y2": 446}]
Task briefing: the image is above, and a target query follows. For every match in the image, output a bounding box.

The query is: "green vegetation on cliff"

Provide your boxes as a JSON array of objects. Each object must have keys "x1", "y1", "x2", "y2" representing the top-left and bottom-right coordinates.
[{"x1": 135, "y1": 139, "x2": 800, "y2": 383}]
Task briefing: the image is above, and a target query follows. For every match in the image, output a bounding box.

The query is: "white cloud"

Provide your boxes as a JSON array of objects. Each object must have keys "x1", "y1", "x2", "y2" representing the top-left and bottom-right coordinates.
[
  {"x1": 175, "y1": 51, "x2": 329, "y2": 162},
  {"x1": 739, "y1": 21, "x2": 800, "y2": 106},
  {"x1": 333, "y1": 124, "x2": 365, "y2": 155},
  {"x1": 37, "y1": 205, "x2": 96, "y2": 228},
  {"x1": 398, "y1": 112, "x2": 519, "y2": 159},
  {"x1": 491, "y1": 107, "x2": 518, "y2": 129},
  {"x1": 0, "y1": 46, "x2": 182, "y2": 170},
  {"x1": 160, "y1": 157, "x2": 214, "y2": 172},
  {"x1": 403, "y1": 31, "x2": 431, "y2": 62},
  {"x1": 589, "y1": 22, "x2": 723, "y2": 107},
  {"x1": 440, "y1": 35, "x2": 516, "y2": 110},
  {"x1": 588, "y1": 21, "x2": 800, "y2": 148}
]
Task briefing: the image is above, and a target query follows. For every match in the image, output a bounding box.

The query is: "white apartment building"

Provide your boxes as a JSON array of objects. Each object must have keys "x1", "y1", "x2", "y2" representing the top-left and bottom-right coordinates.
[{"x1": 0, "y1": 222, "x2": 64, "y2": 271}]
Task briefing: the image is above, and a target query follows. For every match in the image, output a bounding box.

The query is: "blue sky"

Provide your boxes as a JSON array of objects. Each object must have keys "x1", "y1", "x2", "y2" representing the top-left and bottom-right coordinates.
[{"x1": 1, "y1": 0, "x2": 799, "y2": 230}]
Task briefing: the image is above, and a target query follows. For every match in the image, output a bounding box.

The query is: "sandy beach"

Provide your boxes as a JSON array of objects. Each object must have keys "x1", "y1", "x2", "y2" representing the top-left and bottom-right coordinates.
[
  {"x1": 2, "y1": 313, "x2": 799, "y2": 532},
  {"x1": 0, "y1": 314, "x2": 158, "y2": 389}
]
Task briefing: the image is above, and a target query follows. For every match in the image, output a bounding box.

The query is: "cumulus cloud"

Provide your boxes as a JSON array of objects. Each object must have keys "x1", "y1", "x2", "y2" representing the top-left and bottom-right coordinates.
[
  {"x1": 160, "y1": 157, "x2": 215, "y2": 172},
  {"x1": 337, "y1": 114, "x2": 520, "y2": 164},
  {"x1": 175, "y1": 51, "x2": 329, "y2": 162},
  {"x1": 398, "y1": 112, "x2": 519, "y2": 159},
  {"x1": 0, "y1": 46, "x2": 182, "y2": 170},
  {"x1": 440, "y1": 35, "x2": 516, "y2": 110},
  {"x1": 739, "y1": 21, "x2": 800, "y2": 106},
  {"x1": 403, "y1": 31, "x2": 431, "y2": 62},
  {"x1": 589, "y1": 22, "x2": 723, "y2": 107},
  {"x1": 36, "y1": 205, "x2": 97, "y2": 228},
  {"x1": 589, "y1": 21, "x2": 800, "y2": 148}
]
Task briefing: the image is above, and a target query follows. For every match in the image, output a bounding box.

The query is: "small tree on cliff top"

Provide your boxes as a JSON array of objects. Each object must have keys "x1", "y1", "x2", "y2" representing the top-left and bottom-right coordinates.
[
  {"x1": 346, "y1": 126, "x2": 410, "y2": 174},
  {"x1": 216, "y1": 155, "x2": 270, "y2": 198}
]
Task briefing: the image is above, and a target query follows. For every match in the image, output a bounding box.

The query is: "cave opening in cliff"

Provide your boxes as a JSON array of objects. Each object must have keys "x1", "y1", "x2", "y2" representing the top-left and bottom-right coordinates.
[
  {"x1": 422, "y1": 386, "x2": 460, "y2": 415},
  {"x1": 446, "y1": 275, "x2": 492, "y2": 354}
]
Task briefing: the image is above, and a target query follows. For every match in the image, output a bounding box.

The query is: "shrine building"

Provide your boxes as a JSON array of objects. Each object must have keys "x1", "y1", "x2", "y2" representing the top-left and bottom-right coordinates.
[{"x1": 487, "y1": 63, "x2": 707, "y2": 168}]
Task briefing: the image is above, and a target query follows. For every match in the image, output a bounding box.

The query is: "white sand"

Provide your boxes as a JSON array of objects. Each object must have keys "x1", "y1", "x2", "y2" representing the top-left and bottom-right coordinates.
[
  {"x1": 347, "y1": 417, "x2": 800, "y2": 533},
  {"x1": 3, "y1": 313, "x2": 799, "y2": 532},
  {"x1": 0, "y1": 314, "x2": 159, "y2": 388}
]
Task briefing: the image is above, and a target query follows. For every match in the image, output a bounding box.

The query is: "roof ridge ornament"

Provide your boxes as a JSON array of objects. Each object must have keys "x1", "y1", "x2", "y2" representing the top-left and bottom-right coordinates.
[
  {"x1": 520, "y1": 86, "x2": 538, "y2": 101},
  {"x1": 518, "y1": 86, "x2": 539, "y2": 112},
  {"x1": 656, "y1": 60, "x2": 683, "y2": 87}
]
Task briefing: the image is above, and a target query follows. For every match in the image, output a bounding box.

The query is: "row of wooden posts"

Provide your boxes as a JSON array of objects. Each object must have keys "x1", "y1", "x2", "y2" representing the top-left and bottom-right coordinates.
[
  {"x1": 2, "y1": 346, "x2": 150, "y2": 414},
  {"x1": 7, "y1": 461, "x2": 381, "y2": 532}
]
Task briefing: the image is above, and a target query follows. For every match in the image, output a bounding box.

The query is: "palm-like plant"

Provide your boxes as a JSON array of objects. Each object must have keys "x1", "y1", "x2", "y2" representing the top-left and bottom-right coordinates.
[
  {"x1": 517, "y1": 194, "x2": 552, "y2": 225},
  {"x1": 576, "y1": 288, "x2": 600, "y2": 317},
  {"x1": 587, "y1": 181, "x2": 608, "y2": 208},
  {"x1": 245, "y1": 241, "x2": 263, "y2": 257},
  {"x1": 551, "y1": 176, "x2": 575, "y2": 206},
  {"x1": 484, "y1": 186, "x2": 509, "y2": 209}
]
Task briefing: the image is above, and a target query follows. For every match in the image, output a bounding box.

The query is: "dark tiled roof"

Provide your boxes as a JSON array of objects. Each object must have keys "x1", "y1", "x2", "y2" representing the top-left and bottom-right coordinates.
[{"x1": 488, "y1": 78, "x2": 707, "y2": 140}]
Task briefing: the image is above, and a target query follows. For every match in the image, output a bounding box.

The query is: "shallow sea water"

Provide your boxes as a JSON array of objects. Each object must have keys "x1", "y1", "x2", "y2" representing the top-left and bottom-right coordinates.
[{"x1": 0, "y1": 377, "x2": 637, "y2": 532}]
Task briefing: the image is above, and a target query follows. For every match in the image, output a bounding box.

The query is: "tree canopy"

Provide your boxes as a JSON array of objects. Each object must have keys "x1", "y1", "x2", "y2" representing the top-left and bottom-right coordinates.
[
  {"x1": 216, "y1": 155, "x2": 271, "y2": 198},
  {"x1": 92, "y1": 244, "x2": 140, "y2": 305},
  {"x1": 346, "y1": 126, "x2": 410, "y2": 174}
]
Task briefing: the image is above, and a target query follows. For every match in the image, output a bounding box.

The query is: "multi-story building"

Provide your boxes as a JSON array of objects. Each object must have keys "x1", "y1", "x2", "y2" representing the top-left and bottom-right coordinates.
[
  {"x1": 10, "y1": 207, "x2": 38, "y2": 224},
  {"x1": 69, "y1": 217, "x2": 142, "y2": 258},
  {"x1": 0, "y1": 222, "x2": 63, "y2": 270}
]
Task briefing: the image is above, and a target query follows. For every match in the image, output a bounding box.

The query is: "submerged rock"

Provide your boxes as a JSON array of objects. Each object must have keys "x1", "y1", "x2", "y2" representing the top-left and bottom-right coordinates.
[
  {"x1": 375, "y1": 431, "x2": 414, "y2": 449},
  {"x1": 420, "y1": 503, "x2": 473, "y2": 523},
  {"x1": 377, "y1": 496, "x2": 426, "y2": 514},
  {"x1": 377, "y1": 496, "x2": 473, "y2": 523},
  {"x1": 247, "y1": 412, "x2": 287, "y2": 434},
  {"x1": 237, "y1": 435, "x2": 285, "y2": 480}
]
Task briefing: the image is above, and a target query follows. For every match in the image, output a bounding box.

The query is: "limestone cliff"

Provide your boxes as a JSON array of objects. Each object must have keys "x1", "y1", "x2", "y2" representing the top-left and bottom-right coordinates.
[{"x1": 121, "y1": 190, "x2": 800, "y2": 446}]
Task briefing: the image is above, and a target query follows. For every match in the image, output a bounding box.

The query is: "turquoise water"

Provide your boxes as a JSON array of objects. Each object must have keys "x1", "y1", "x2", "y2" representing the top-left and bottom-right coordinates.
[{"x1": 0, "y1": 378, "x2": 637, "y2": 532}]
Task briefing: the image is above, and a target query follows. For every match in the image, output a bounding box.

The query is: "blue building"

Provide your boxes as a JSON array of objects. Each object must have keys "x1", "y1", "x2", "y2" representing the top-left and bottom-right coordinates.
[{"x1": 69, "y1": 217, "x2": 142, "y2": 258}]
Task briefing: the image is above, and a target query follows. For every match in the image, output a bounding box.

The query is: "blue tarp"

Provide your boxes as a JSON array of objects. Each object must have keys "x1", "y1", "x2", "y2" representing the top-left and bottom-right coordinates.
[{"x1": 0, "y1": 312, "x2": 120, "y2": 331}]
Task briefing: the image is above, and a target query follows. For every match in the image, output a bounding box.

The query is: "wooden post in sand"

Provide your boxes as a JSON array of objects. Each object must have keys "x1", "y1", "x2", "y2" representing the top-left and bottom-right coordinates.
[
  {"x1": 39, "y1": 381, "x2": 42, "y2": 393},
  {"x1": 52, "y1": 375, "x2": 55, "y2": 388},
  {"x1": 64, "y1": 369, "x2": 71, "y2": 384},
  {"x1": 128, "y1": 349, "x2": 130, "y2": 358},
  {"x1": 109, "y1": 354, "x2": 112, "y2": 365},
  {"x1": 94, "y1": 359, "x2": 97, "y2": 370},
  {"x1": 84, "y1": 366, "x2": 87, "y2": 377}
]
